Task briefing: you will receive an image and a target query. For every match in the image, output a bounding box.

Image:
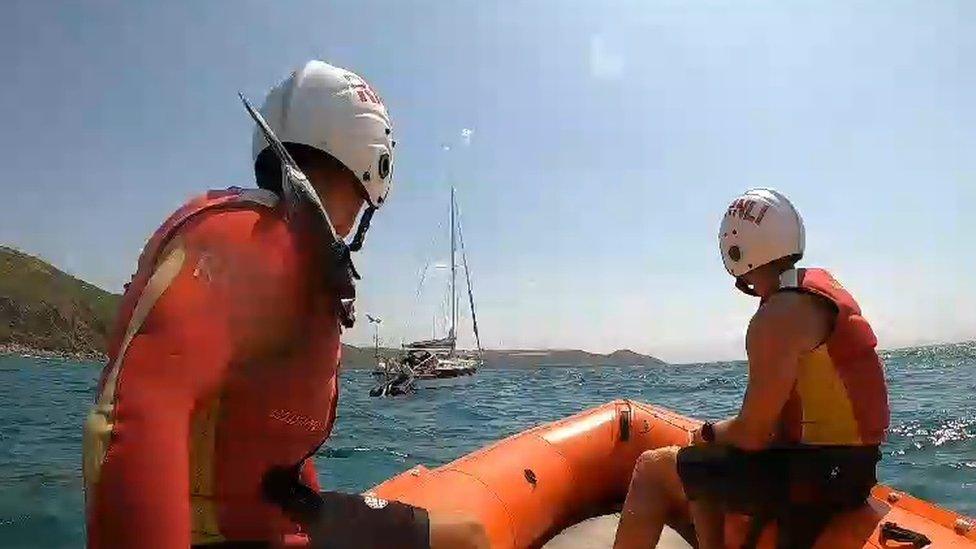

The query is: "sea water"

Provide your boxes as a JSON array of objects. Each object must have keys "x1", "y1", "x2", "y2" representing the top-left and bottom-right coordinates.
[{"x1": 0, "y1": 343, "x2": 973, "y2": 547}]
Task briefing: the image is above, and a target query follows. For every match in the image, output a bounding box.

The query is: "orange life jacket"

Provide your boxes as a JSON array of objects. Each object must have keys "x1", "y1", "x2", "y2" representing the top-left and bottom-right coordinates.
[
  {"x1": 779, "y1": 268, "x2": 890, "y2": 446},
  {"x1": 85, "y1": 187, "x2": 340, "y2": 548},
  {"x1": 100, "y1": 187, "x2": 281, "y2": 388}
]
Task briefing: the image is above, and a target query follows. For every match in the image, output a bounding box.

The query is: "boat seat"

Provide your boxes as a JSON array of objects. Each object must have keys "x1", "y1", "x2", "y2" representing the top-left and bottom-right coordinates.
[
  {"x1": 542, "y1": 513, "x2": 692, "y2": 549},
  {"x1": 540, "y1": 503, "x2": 884, "y2": 548}
]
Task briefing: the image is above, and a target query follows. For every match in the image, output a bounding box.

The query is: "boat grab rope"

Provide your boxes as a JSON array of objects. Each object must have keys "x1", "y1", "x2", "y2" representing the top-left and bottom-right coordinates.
[
  {"x1": 880, "y1": 522, "x2": 932, "y2": 547},
  {"x1": 629, "y1": 400, "x2": 699, "y2": 431}
]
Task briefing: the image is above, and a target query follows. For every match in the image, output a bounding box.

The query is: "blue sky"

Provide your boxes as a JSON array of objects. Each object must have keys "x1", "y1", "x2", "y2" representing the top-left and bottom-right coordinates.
[{"x1": 1, "y1": 1, "x2": 972, "y2": 362}]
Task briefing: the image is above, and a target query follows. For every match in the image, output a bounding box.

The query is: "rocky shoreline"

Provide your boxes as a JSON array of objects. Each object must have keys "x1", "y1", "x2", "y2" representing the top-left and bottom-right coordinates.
[{"x1": 0, "y1": 342, "x2": 107, "y2": 363}]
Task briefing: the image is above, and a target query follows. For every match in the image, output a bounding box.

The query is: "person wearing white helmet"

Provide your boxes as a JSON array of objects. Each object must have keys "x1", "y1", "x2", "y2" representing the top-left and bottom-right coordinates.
[
  {"x1": 83, "y1": 60, "x2": 487, "y2": 549},
  {"x1": 615, "y1": 189, "x2": 889, "y2": 549}
]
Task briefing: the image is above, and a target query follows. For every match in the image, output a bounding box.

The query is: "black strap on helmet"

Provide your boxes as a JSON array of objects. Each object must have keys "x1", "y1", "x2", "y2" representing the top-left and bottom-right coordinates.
[
  {"x1": 324, "y1": 239, "x2": 359, "y2": 329},
  {"x1": 349, "y1": 206, "x2": 376, "y2": 252},
  {"x1": 241, "y1": 92, "x2": 367, "y2": 329},
  {"x1": 735, "y1": 277, "x2": 760, "y2": 296},
  {"x1": 734, "y1": 265, "x2": 802, "y2": 298}
]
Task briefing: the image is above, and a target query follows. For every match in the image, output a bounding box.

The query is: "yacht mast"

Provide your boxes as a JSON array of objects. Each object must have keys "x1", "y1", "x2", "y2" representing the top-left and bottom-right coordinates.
[
  {"x1": 457, "y1": 204, "x2": 483, "y2": 359},
  {"x1": 450, "y1": 186, "x2": 458, "y2": 352}
]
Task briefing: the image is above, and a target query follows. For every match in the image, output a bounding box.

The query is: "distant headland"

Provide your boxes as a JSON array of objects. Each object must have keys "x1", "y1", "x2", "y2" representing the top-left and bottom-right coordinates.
[{"x1": 0, "y1": 246, "x2": 666, "y2": 368}]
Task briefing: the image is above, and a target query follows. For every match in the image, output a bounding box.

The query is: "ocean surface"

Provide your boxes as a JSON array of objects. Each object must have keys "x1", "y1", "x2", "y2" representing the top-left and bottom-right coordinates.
[{"x1": 0, "y1": 343, "x2": 973, "y2": 547}]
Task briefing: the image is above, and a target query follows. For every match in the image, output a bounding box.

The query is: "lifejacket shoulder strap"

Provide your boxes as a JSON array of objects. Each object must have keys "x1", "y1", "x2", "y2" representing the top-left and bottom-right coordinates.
[
  {"x1": 130, "y1": 187, "x2": 279, "y2": 286},
  {"x1": 110, "y1": 188, "x2": 280, "y2": 360}
]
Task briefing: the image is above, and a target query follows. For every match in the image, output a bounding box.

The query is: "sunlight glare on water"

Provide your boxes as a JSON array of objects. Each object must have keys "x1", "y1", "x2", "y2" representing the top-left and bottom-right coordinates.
[{"x1": 0, "y1": 343, "x2": 973, "y2": 547}]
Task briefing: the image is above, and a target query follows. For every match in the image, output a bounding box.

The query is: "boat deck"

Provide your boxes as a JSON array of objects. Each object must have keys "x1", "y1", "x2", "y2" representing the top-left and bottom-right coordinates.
[{"x1": 543, "y1": 513, "x2": 691, "y2": 549}]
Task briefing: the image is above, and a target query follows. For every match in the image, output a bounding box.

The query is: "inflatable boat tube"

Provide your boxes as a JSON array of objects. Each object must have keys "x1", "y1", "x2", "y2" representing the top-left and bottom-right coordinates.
[{"x1": 371, "y1": 400, "x2": 976, "y2": 548}]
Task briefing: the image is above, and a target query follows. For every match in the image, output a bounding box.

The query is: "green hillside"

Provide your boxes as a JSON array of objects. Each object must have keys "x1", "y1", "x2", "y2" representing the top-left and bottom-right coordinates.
[
  {"x1": 0, "y1": 245, "x2": 666, "y2": 367},
  {"x1": 0, "y1": 246, "x2": 121, "y2": 358},
  {"x1": 481, "y1": 348, "x2": 666, "y2": 368}
]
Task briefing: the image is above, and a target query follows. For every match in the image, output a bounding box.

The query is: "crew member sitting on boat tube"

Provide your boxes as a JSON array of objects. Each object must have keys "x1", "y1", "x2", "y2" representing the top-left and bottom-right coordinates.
[
  {"x1": 82, "y1": 60, "x2": 488, "y2": 549},
  {"x1": 614, "y1": 189, "x2": 890, "y2": 549}
]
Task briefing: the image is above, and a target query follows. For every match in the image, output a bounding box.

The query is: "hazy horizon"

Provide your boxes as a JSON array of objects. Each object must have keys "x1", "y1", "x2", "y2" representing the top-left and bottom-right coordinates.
[{"x1": 4, "y1": 239, "x2": 973, "y2": 365}]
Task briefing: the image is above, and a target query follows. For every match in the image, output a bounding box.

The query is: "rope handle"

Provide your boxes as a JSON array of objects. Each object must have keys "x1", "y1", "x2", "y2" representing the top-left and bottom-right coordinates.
[{"x1": 880, "y1": 521, "x2": 932, "y2": 548}]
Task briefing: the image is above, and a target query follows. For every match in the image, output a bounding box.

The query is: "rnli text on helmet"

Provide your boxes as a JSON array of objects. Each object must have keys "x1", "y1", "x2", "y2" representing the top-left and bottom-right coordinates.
[{"x1": 726, "y1": 199, "x2": 770, "y2": 226}]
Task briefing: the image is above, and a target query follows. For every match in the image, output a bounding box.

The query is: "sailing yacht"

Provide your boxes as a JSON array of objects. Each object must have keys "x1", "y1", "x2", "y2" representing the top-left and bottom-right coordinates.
[{"x1": 372, "y1": 187, "x2": 483, "y2": 393}]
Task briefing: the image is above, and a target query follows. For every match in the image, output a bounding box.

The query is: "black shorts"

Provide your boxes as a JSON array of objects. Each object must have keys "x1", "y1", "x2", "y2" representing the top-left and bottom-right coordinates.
[
  {"x1": 306, "y1": 491, "x2": 431, "y2": 549},
  {"x1": 676, "y1": 444, "x2": 879, "y2": 514},
  {"x1": 195, "y1": 492, "x2": 430, "y2": 549}
]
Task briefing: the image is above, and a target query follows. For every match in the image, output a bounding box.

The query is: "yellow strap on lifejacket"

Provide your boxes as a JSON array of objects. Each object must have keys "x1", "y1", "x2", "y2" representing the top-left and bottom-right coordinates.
[{"x1": 83, "y1": 239, "x2": 186, "y2": 489}]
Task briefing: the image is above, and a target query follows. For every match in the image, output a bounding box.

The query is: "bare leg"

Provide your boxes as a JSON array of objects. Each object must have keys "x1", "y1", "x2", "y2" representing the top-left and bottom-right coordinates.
[
  {"x1": 688, "y1": 500, "x2": 724, "y2": 549},
  {"x1": 429, "y1": 510, "x2": 490, "y2": 549},
  {"x1": 613, "y1": 446, "x2": 692, "y2": 549}
]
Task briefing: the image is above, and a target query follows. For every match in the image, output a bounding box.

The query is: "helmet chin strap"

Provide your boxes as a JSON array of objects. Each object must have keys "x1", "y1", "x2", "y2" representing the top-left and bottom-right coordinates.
[
  {"x1": 348, "y1": 205, "x2": 376, "y2": 252},
  {"x1": 735, "y1": 267, "x2": 800, "y2": 297},
  {"x1": 735, "y1": 277, "x2": 759, "y2": 296},
  {"x1": 241, "y1": 92, "x2": 364, "y2": 329}
]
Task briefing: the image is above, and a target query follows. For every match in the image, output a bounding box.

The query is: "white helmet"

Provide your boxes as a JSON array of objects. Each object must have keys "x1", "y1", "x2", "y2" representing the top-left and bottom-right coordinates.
[
  {"x1": 252, "y1": 60, "x2": 394, "y2": 208},
  {"x1": 718, "y1": 188, "x2": 805, "y2": 277}
]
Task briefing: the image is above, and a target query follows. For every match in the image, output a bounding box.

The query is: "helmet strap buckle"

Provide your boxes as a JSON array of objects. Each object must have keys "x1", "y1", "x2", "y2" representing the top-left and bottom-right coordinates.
[
  {"x1": 735, "y1": 277, "x2": 760, "y2": 296},
  {"x1": 778, "y1": 268, "x2": 799, "y2": 289}
]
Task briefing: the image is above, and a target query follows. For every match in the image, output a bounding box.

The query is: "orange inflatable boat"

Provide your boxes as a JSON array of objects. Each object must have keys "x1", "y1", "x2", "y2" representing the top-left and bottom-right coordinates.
[{"x1": 371, "y1": 400, "x2": 976, "y2": 548}]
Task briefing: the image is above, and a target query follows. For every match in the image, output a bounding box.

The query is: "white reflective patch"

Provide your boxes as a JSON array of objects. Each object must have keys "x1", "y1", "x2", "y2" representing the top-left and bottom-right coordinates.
[
  {"x1": 237, "y1": 188, "x2": 279, "y2": 208},
  {"x1": 362, "y1": 493, "x2": 389, "y2": 510},
  {"x1": 192, "y1": 252, "x2": 215, "y2": 282}
]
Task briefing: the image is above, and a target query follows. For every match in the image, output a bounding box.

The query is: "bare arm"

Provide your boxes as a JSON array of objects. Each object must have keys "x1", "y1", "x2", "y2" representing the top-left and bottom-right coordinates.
[{"x1": 712, "y1": 291, "x2": 833, "y2": 450}]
